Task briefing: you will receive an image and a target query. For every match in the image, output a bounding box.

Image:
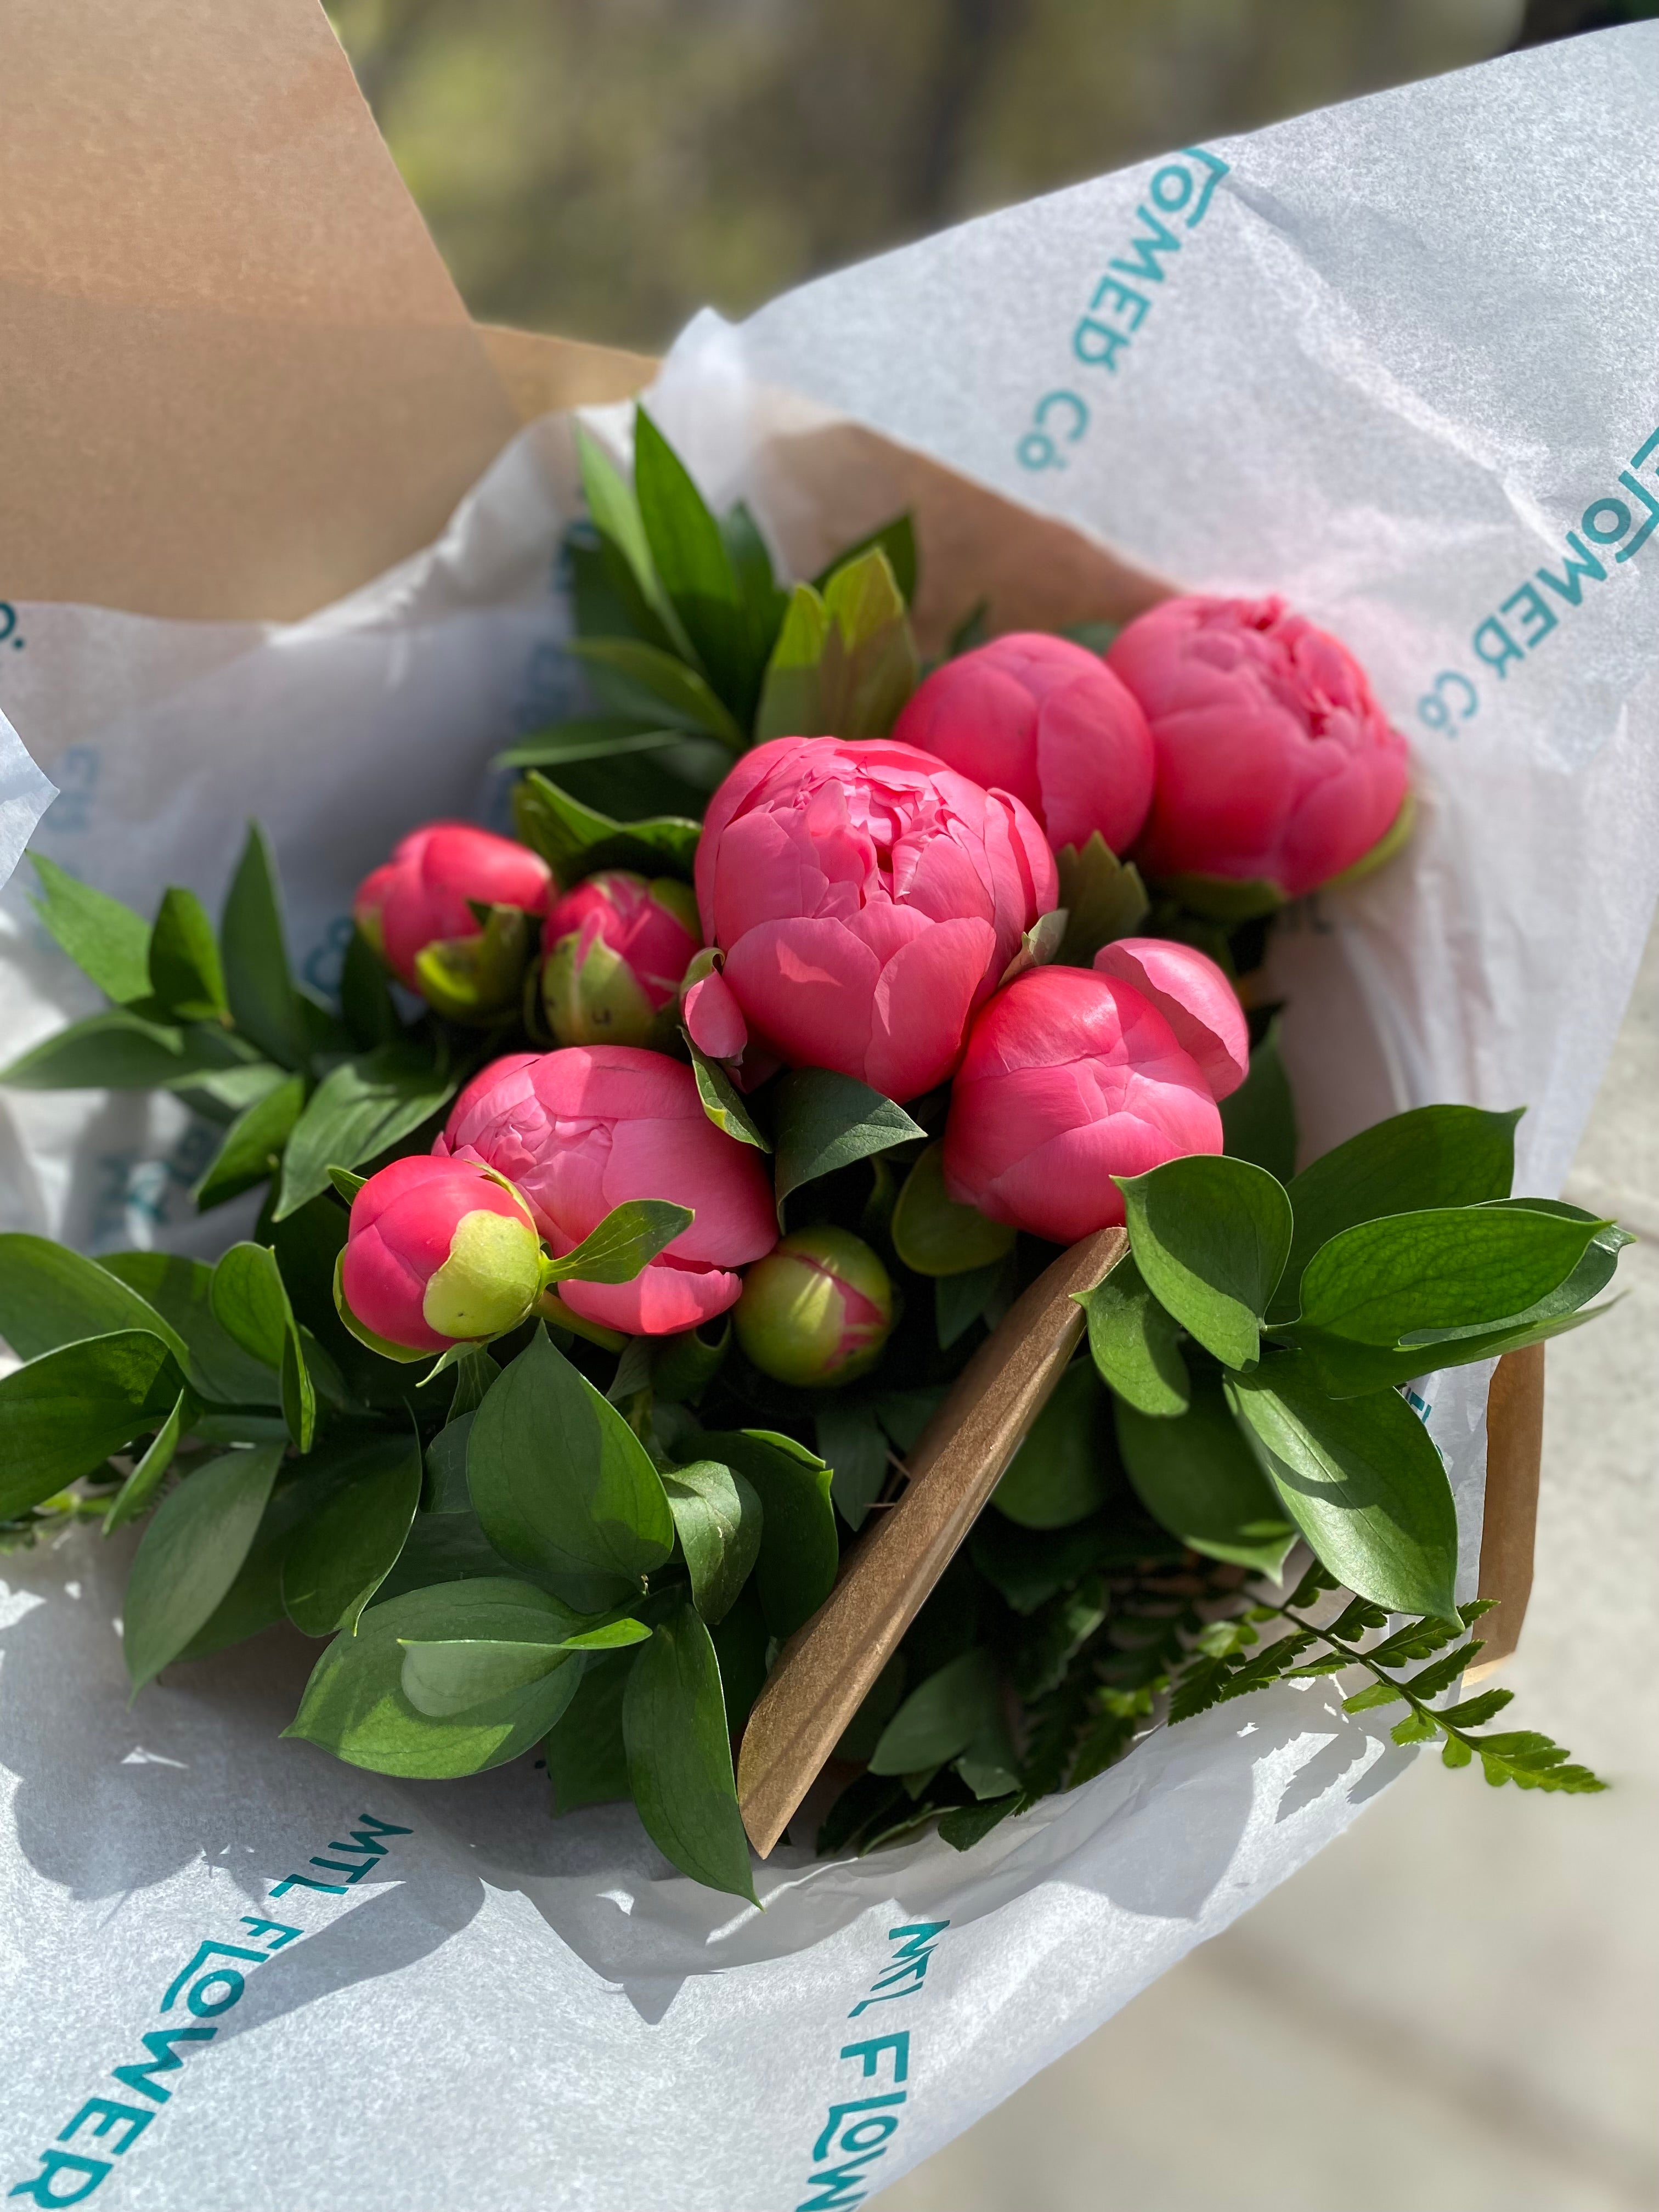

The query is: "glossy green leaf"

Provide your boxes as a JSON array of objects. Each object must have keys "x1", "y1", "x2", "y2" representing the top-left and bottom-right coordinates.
[
  {"x1": 1228, "y1": 1371, "x2": 1459, "y2": 1618},
  {"x1": 210, "y1": 1243, "x2": 314, "y2": 1449},
  {"x1": 172, "y1": 1470, "x2": 318, "y2": 1661},
  {"x1": 27, "y1": 852, "x2": 153, "y2": 1003},
  {"x1": 935, "y1": 1260, "x2": 1006, "y2": 1351},
  {"x1": 1053, "y1": 833, "x2": 1150, "y2": 965},
  {"x1": 686, "y1": 1035, "x2": 771, "y2": 1150},
  {"x1": 695, "y1": 1427, "x2": 838, "y2": 1640},
  {"x1": 280, "y1": 1432, "x2": 423, "y2": 1635},
  {"x1": 544, "y1": 1199, "x2": 695, "y2": 1285},
  {"x1": 102, "y1": 1390, "x2": 192, "y2": 1532},
  {"x1": 869, "y1": 1648, "x2": 1000, "y2": 1774},
  {"x1": 0, "y1": 1008, "x2": 216, "y2": 1090},
  {"x1": 1077, "y1": 1252, "x2": 1189, "y2": 1417},
  {"x1": 753, "y1": 548, "x2": 918, "y2": 742},
  {"x1": 633, "y1": 408, "x2": 750, "y2": 710},
  {"x1": 565, "y1": 637, "x2": 744, "y2": 747},
  {"x1": 170, "y1": 1058, "x2": 290, "y2": 1127},
  {"x1": 623, "y1": 1599, "x2": 757, "y2": 1902},
  {"x1": 494, "y1": 720, "x2": 686, "y2": 772},
  {"x1": 373, "y1": 1505, "x2": 518, "y2": 1604},
  {"x1": 1219, "y1": 1014, "x2": 1297, "y2": 1183},
  {"x1": 0, "y1": 1234, "x2": 191, "y2": 1371},
  {"x1": 812, "y1": 512, "x2": 918, "y2": 605},
  {"x1": 1120, "y1": 1154, "x2": 1293, "y2": 1370},
  {"x1": 287, "y1": 1579, "x2": 583, "y2": 1777},
  {"x1": 398, "y1": 1594, "x2": 646, "y2": 1717},
  {"x1": 992, "y1": 1359, "x2": 1115, "y2": 1530},
  {"x1": 661, "y1": 1458, "x2": 763, "y2": 1624},
  {"x1": 194, "y1": 1072, "x2": 306, "y2": 1211},
  {"x1": 512, "y1": 769, "x2": 702, "y2": 885},
  {"x1": 124, "y1": 1442, "x2": 286, "y2": 1691},
  {"x1": 148, "y1": 886, "x2": 228, "y2": 1022},
  {"x1": 544, "y1": 1648, "x2": 636, "y2": 1814},
  {"x1": 720, "y1": 499, "x2": 790, "y2": 696},
  {"x1": 1159, "y1": 872, "x2": 1285, "y2": 922},
  {"x1": 467, "y1": 1327, "x2": 674, "y2": 1611},
  {"x1": 220, "y1": 822, "x2": 308, "y2": 1070},
  {"x1": 890, "y1": 1142, "x2": 1015, "y2": 1276},
  {"x1": 574, "y1": 424, "x2": 689, "y2": 654},
  {"x1": 275, "y1": 1042, "x2": 457, "y2": 1220},
  {"x1": 1290, "y1": 1205, "x2": 1602, "y2": 1345},
  {"x1": 772, "y1": 1068, "x2": 924, "y2": 1223},
  {"x1": 1283, "y1": 1295, "x2": 1615, "y2": 1399},
  {"x1": 1114, "y1": 1372, "x2": 1295, "y2": 1575},
  {"x1": 97, "y1": 1249, "x2": 279, "y2": 1406},
  {"x1": 815, "y1": 1400, "x2": 890, "y2": 1532},
  {"x1": 0, "y1": 1330, "x2": 186, "y2": 1517},
  {"x1": 649, "y1": 1317, "x2": 731, "y2": 1404},
  {"x1": 1273, "y1": 1104, "x2": 1521, "y2": 1322}
]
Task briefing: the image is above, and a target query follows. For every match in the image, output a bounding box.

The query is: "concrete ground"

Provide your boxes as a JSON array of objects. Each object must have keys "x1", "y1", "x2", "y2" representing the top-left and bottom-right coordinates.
[{"x1": 882, "y1": 924, "x2": 1659, "y2": 2212}]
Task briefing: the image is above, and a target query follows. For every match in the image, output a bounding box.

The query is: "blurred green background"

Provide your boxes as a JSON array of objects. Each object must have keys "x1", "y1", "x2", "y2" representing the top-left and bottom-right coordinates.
[{"x1": 325, "y1": 0, "x2": 1647, "y2": 354}]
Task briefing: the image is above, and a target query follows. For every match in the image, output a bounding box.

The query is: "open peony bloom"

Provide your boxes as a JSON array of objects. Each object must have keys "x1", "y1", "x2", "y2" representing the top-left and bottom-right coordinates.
[
  {"x1": 1091, "y1": 937, "x2": 1249, "y2": 1100},
  {"x1": 540, "y1": 869, "x2": 701, "y2": 1049},
  {"x1": 354, "y1": 821, "x2": 552, "y2": 1019},
  {"x1": 893, "y1": 631, "x2": 1154, "y2": 857},
  {"x1": 942, "y1": 965, "x2": 1224, "y2": 1244},
  {"x1": 338, "y1": 1154, "x2": 545, "y2": 1356},
  {"x1": 1107, "y1": 595, "x2": 1410, "y2": 899},
  {"x1": 692, "y1": 736, "x2": 1057, "y2": 1102},
  {"x1": 437, "y1": 1046, "x2": 776, "y2": 1334}
]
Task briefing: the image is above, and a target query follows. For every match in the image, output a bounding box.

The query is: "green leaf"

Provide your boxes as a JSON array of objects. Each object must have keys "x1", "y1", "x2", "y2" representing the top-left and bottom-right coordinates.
[
  {"x1": 494, "y1": 719, "x2": 687, "y2": 772},
  {"x1": 543, "y1": 1199, "x2": 694, "y2": 1285},
  {"x1": 275, "y1": 1042, "x2": 458, "y2": 1220},
  {"x1": 220, "y1": 822, "x2": 308, "y2": 1070},
  {"x1": 890, "y1": 1142, "x2": 1016, "y2": 1276},
  {"x1": 1053, "y1": 834, "x2": 1150, "y2": 965},
  {"x1": 337, "y1": 924, "x2": 400, "y2": 1052},
  {"x1": 0, "y1": 1330, "x2": 186, "y2": 1518},
  {"x1": 720, "y1": 499, "x2": 790, "y2": 701},
  {"x1": 695, "y1": 1427, "x2": 838, "y2": 1640},
  {"x1": 1228, "y1": 1372, "x2": 1459, "y2": 1618},
  {"x1": 1077, "y1": 1252, "x2": 1190, "y2": 1417},
  {"x1": 1119, "y1": 1154, "x2": 1293, "y2": 1370},
  {"x1": 287, "y1": 1579, "x2": 583, "y2": 1777},
  {"x1": 869, "y1": 1648, "x2": 1001, "y2": 1774},
  {"x1": 992, "y1": 1360, "x2": 1115, "y2": 1530},
  {"x1": 0, "y1": 1234, "x2": 193, "y2": 1372},
  {"x1": 0, "y1": 1008, "x2": 216, "y2": 1090},
  {"x1": 624, "y1": 1598, "x2": 757, "y2": 1900},
  {"x1": 754, "y1": 548, "x2": 919, "y2": 743},
  {"x1": 772, "y1": 1068, "x2": 924, "y2": 1224},
  {"x1": 280, "y1": 1432, "x2": 423, "y2": 1635},
  {"x1": 194, "y1": 1071, "x2": 306, "y2": 1210},
  {"x1": 1220, "y1": 1014, "x2": 1297, "y2": 1183},
  {"x1": 512, "y1": 769, "x2": 702, "y2": 885},
  {"x1": 565, "y1": 637, "x2": 744, "y2": 748},
  {"x1": 814, "y1": 513, "x2": 918, "y2": 606},
  {"x1": 633, "y1": 408, "x2": 751, "y2": 711},
  {"x1": 1282, "y1": 1294, "x2": 1614, "y2": 1398},
  {"x1": 123, "y1": 1442, "x2": 285, "y2": 1690},
  {"x1": 1114, "y1": 1373, "x2": 1295, "y2": 1576},
  {"x1": 544, "y1": 1648, "x2": 636, "y2": 1814},
  {"x1": 171, "y1": 1058, "x2": 291, "y2": 1126},
  {"x1": 968, "y1": 1515, "x2": 1122, "y2": 1615},
  {"x1": 686, "y1": 1036, "x2": 771, "y2": 1150},
  {"x1": 148, "y1": 885, "x2": 229, "y2": 1022},
  {"x1": 1274, "y1": 1105, "x2": 1522, "y2": 1322},
  {"x1": 1158, "y1": 872, "x2": 1285, "y2": 922},
  {"x1": 27, "y1": 852, "x2": 153, "y2": 1003},
  {"x1": 102, "y1": 1389, "x2": 192, "y2": 1532},
  {"x1": 815, "y1": 1401, "x2": 890, "y2": 1532},
  {"x1": 97, "y1": 1249, "x2": 279, "y2": 1406},
  {"x1": 574, "y1": 425, "x2": 689, "y2": 653},
  {"x1": 398, "y1": 1593, "x2": 646, "y2": 1717},
  {"x1": 209, "y1": 1243, "x2": 314, "y2": 1449},
  {"x1": 1289, "y1": 1206, "x2": 1601, "y2": 1345},
  {"x1": 372, "y1": 1504, "x2": 518, "y2": 1604},
  {"x1": 935, "y1": 1259, "x2": 1006, "y2": 1350},
  {"x1": 661, "y1": 1458, "x2": 763, "y2": 1624},
  {"x1": 467, "y1": 1327, "x2": 674, "y2": 1611}
]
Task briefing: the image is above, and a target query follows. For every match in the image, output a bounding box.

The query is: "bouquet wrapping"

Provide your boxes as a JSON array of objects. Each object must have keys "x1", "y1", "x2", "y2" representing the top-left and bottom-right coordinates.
[{"x1": 1, "y1": 24, "x2": 1657, "y2": 2212}]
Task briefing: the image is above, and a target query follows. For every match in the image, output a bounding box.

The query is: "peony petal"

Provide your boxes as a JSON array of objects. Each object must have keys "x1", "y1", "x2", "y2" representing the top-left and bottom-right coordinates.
[
  {"x1": 684, "y1": 970, "x2": 749, "y2": 1060},
  {"x1": 1093, "y1": 938, "x2": 1250, "y2": 1100},
  {"x1": 560, "y1": 1259, "x2": 745, "y2": 1336}
]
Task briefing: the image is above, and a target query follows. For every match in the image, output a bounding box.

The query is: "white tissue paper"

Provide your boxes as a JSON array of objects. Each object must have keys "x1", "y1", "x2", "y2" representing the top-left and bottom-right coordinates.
[{"x1": 2, "y1": 27, "x2": 1658, "y2": 2211}]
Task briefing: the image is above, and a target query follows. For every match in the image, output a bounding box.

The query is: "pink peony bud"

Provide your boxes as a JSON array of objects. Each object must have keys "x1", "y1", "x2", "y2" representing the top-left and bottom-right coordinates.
[
  {"x1": 941, "y1": 966, "x2": 1222, "y2": 1244},
  {"x1": 338, "y1": 1154, "x2": 545, "y2": 1356},
  {"x1": 354, "y1": 821, "x2": 552, "y2": 1019},
  {"x1": 1106, "y1": 595, "x2": 1409, "y2": 899},
  {"x1": 1091, "y1": 937, "x2": 1248, "y2": 1101},
  {"x1": 437, "y1": 1045, "x2": 777, "y2": 1335},
  {"x1": 893, "y1": 632, "x2": 1154, "y2": 857},
  {"x1": 540, "y1": 870, "x2": 701, "y2": 1049},
  {"x1": 734, "y1": 1228, "x2": 895, "y2": 1390},
  {"x1": 695, "y1": 736, "x2": 1058, "y2": 1103}
]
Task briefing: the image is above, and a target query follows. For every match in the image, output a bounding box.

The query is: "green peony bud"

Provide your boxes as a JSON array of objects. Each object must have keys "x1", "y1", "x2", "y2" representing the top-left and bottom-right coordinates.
[{"x1": 734, "y1": 1227, "x2": 895, "y2": 1390}]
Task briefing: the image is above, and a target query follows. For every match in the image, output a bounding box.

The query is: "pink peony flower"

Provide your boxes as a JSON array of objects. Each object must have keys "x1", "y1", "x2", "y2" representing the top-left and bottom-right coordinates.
[
  {"x1": 354, "y1": 821, "x2": 552, "y2": 1018},
  {"x1": 693, "y1": 736, "x2": 1057, "y2": 1102},
  {"x1": 1106, "y1": 595, "x2": 1409, "y2": 898},
  {"x1": 734, "y1": 1227, "x2": 895, "y2": 1390},
  {"x1": 941, "y1": 966, "x2": 1222, "y2": 1244},
  {"x1": 1091, "y1": 937, "x2": 1248, "y2": 1101},
  {"x1": 339, "y1": 1154, "x2": 544, "y2": 1355},
  {"x1": 437, "y1": 1046, "x2": 777, "y2": 1335},
  {"x1": 540, "y1": 869, "x2": 701, "y2": 1048},
  {"x1": 893, "y1": 632, "x2": 1154, "y2": 856}
]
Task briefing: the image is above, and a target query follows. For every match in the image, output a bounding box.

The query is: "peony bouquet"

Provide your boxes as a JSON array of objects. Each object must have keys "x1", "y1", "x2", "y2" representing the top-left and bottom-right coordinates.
[{"x1": 0, "y1": 413, "x2": 1624, "y2": 1900}]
